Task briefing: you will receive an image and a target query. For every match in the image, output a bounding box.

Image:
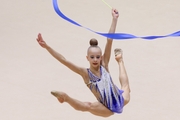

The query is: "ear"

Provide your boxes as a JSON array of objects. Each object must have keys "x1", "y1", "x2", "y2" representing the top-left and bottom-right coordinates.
[
  {"x1": 101, "y1": 55, "x2": 103, "y2": 60},
  {"x1": 100, "y1": 56, "x2": 104, "y2": 66},
  {"x1": 86, "y1": 55, "x2": 89, "y2": 61}
]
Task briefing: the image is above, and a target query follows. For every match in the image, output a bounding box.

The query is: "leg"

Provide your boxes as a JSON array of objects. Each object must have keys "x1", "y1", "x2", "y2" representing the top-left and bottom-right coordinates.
[
  {"x1": 51, "y1": 91, "x2": 114, "y2": 117},
  {"x1": 114, "y1": 48, "x2": 131, "y2": 106},
  {"x1": 88, "y1": 102, "x2": 114, "y2": 117}
]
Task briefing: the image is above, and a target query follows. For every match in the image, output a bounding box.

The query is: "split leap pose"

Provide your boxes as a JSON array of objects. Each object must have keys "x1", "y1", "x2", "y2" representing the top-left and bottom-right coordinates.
[{"x1": 36, "y1": 8, "x2": 130, "y2": 117}]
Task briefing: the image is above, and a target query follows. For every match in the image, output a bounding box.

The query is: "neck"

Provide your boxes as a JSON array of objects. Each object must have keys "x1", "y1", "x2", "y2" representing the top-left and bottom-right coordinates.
[{"x1": 90, "y1": 65, "x2": 100, "y2": 72}]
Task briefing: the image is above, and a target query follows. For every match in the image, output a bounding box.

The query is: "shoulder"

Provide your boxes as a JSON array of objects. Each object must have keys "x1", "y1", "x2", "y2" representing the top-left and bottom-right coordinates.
[
  {"x1": 80, "y1": 67, "x2": 90, "y2": 84},
  {"x1": 79, "y1": 67, "x2": 88, "y2": 76},
  {"x1": 101, "y1": 61, "x2": 110, "y2": 73}
]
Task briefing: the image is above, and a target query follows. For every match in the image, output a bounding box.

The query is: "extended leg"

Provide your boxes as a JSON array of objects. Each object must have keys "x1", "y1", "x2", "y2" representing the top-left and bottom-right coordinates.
[
  {"x1": 114, "y1": 48, "x2": 131, "y2": 106},
  {"x1": 51, "y1": 91, "x2": 113, "y2": 117}
]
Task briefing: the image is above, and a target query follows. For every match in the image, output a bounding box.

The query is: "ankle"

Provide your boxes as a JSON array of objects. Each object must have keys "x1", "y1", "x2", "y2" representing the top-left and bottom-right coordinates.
[{"x1": 118, "y1": 60, "x2": 124, "y2": 65}]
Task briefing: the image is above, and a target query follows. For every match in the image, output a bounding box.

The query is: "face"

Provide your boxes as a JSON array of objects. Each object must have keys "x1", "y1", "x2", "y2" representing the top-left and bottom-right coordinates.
[{"x1": 87, "y1": 47, "x2": 102, "y2": 68}]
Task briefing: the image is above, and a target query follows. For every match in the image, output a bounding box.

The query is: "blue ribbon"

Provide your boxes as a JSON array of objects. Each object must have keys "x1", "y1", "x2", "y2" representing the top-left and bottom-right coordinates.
[{"x1": 52, "y1": 0, "x2": 180, "y2": 40}]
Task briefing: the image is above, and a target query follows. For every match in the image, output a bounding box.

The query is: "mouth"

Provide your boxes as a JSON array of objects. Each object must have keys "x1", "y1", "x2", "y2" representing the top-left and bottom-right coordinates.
[{"x1": 93, "y1": 63, "x2": 98, "y2": 65}]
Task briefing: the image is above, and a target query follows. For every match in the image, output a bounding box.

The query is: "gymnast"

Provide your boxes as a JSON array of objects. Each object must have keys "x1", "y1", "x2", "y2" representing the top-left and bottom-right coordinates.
[{"x1": 36, "y1": 8, "x2": 130, "y2": 117}]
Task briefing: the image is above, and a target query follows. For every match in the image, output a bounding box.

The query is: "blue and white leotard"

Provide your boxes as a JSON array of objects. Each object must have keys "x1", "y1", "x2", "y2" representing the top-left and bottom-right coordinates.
[{"x1": 87, "y1": 66, "x2": 124, "y2": 113}]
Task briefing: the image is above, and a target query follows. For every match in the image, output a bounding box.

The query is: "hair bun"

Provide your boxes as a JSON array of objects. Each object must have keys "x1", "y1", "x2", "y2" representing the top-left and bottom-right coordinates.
[{"x1": 89, "y1": 38, "x2": 98, "y2": 46}]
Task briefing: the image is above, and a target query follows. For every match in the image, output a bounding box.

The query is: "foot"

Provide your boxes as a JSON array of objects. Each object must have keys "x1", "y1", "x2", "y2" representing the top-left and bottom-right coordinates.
[
  {"x1": 114, "y1": 48, "x2": 123, "y2": 63},
  {"x1": 51, "y1": 91, "x2": 67, "y2": 103}
]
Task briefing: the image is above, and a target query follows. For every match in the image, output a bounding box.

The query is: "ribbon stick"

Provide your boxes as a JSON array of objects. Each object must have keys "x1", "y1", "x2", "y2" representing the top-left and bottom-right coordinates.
[
  {"x1": 101, "y1": 0, "x2": 112, "y2": 9},
  {"x1": 52, "y1": 0, "x2": 180, "y2": 40}
]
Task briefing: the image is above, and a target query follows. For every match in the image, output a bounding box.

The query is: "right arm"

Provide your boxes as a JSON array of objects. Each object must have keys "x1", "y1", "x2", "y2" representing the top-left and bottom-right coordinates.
[
  {"x1": 36, "y1": 33, "x2": 86, "y2": 76},
  {"x1": 102, "y1": 9, "x2": 119, "y2": 72}
]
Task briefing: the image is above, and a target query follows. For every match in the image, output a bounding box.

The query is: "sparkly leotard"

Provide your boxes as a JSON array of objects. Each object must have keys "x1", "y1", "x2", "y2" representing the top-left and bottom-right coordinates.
[{"x1": 87, "y1": 66, "x2": 124, "y2": 113}]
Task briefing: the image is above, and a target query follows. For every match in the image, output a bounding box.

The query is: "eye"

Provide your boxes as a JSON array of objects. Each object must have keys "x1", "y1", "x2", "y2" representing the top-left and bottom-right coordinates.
[
  {"x1": 90, "y1": 56, "x2": 94, "y2": 59},
  {"x1": 96, "y1": 56, "x2": 100, "y2": 59}
]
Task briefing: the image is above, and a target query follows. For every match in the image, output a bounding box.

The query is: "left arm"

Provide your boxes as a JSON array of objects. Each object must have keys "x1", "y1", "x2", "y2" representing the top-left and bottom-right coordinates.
[{"x1": 102, "y1": 9, "x2": 119, "y2": 71}]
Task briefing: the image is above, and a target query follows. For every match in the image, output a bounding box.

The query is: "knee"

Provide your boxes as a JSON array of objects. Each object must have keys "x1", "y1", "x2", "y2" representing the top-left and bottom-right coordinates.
[
  {"x1": 103, "y1": 112, "x2": 114, "y2": 117},
  {"x1": 85, "y1": 102, "x2": 92, "y2": 111},
  {"x1": 89, "y1": 102, "x2": 114, "y2": 117},
  {"x1": 122, "y1": 89, "x2": 130, "y2": 106},
  {"x1": 123, "y1": 94, "x2": 130, "y2": 106},
  {"x1": 75, "y1": 102, "x2": 91, "y2": 112},
  {"x1": 124, "y1": 98, "x2": 130, "y2": 106}
]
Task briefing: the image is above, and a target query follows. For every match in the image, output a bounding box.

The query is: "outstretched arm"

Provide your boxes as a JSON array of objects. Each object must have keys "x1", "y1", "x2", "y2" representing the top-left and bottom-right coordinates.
[
  {"x1": 36, "y1": 33, "x2": 85, "y2": 76},
  {"x1": 102, "y1": 9, "x2": 119, "y2": 71}
]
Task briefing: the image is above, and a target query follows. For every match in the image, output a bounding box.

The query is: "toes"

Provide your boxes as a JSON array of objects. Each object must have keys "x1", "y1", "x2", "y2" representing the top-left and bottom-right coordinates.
[
  {"x1": 114, "y1": 48, "x2": 122, "y2": 56},
  {"x1": 51, "y1": 91, "x2": 58, "y2": 97}
]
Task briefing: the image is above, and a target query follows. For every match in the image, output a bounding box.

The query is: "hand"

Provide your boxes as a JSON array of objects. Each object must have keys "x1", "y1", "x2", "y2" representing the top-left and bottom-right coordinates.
[
  {"x1": 36, "y1": 33, "x2": 48, "y2": 48},
  {"x1": 112, "y1": 8, "x2": 119, "y2": 19}
]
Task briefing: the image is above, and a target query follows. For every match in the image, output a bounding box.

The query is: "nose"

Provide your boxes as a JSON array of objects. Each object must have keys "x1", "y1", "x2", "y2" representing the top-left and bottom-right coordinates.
[{"x1": 93, "y1": 57, "x2": 97, "y2": 62}]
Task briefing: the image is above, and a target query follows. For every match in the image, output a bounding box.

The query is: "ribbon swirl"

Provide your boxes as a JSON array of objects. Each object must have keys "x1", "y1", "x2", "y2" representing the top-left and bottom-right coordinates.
[{"x1": 52, "y1": 0, "x2": 180, "y2": 40}]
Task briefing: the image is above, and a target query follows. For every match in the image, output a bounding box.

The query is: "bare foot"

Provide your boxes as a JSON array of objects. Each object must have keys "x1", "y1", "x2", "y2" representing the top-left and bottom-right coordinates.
[
  {"x1": 114, "y1": 48, "x2": 123, "y2": 63},
  {"x1": 51, "y1": 91, "x2": 67, "y2": 103}
]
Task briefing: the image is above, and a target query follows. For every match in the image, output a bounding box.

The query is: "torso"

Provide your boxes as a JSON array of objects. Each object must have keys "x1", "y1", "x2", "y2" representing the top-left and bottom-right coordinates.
[{"x1": 83, "y1": 66, "x2": 124, "y2": 113}]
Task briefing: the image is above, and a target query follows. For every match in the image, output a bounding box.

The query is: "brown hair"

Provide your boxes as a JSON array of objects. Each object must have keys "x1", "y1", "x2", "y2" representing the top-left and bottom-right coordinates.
[{"x1": 89, "y1": 38, "x2": 98, "y2": 46}]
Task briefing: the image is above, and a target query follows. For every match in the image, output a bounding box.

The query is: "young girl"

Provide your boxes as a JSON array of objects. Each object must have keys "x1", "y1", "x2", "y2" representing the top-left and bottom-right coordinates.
[{"x1": 36, "y1": 8, "x2": 130, "y2": 117}]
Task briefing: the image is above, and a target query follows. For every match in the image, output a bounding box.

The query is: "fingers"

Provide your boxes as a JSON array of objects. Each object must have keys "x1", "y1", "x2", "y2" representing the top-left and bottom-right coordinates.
[
  {"x1": 111, "y1": 8, "x2": 119, "y2": 18},
  {"x1": 37, "y1": 33, "x2": 41, "y2": 40},
  {"x1": 36, "y1": 33, "x2": 43, "y2": 42},
  {"x1": 113, "y1": 9, "x2": 118, "y2": 14},
  {"x1": 36, "y1": 33, "x2": 43, "y2": 45},
  {"x1": 36, "y1": 33, "x2": 48, "y2": 48},
  {"x1": 38, "y1": 33, "x2": 42, "y2": 39}
]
